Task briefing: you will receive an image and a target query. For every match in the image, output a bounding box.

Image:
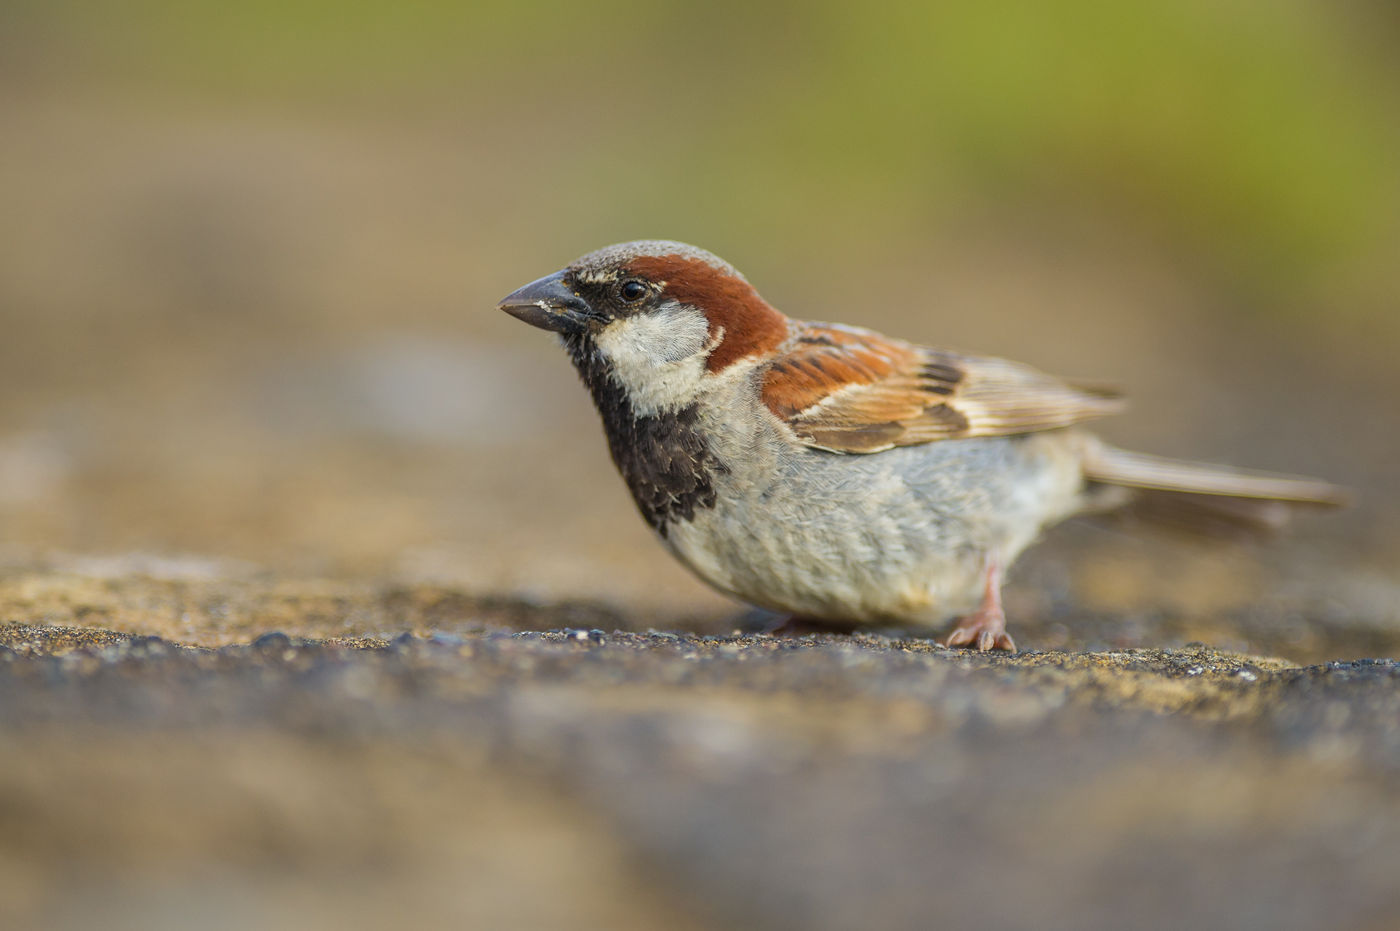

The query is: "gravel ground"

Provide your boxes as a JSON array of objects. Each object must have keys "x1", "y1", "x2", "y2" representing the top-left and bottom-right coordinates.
[{"x1": 2, "y1": 575, "x2": 1398, "y2": 931}]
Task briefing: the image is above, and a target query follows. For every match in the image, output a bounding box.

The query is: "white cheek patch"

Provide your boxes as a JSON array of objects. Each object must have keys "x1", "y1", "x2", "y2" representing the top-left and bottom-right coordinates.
[{"x1": 594, "y1": 303, "x2": 715, "y2": 416}]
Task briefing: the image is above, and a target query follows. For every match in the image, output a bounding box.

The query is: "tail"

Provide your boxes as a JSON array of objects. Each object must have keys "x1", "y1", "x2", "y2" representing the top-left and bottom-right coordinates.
[{"x1": 1082, "y1": 443, "x2": 1349, "y2": 537}]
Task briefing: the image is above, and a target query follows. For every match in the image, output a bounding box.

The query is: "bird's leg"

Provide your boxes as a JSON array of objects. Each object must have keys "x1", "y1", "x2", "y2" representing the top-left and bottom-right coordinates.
[{"x1": 943, "y1": 561, "x2": 1016, "y2": 652}]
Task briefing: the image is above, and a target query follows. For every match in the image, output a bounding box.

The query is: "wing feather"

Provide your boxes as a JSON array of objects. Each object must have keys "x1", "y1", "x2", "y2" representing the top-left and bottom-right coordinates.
[{"x1": 759, "y1": 323, "x2": 1125, "y2": 453}]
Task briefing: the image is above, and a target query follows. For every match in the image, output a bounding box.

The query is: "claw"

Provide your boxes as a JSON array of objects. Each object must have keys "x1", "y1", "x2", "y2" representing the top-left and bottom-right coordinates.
[
  {"x1": 944, "y1": 626, "x2": 975, "y2": 648},
  {"x1": 943, "y1": 620, "x2": 1015, "y2": 652}
]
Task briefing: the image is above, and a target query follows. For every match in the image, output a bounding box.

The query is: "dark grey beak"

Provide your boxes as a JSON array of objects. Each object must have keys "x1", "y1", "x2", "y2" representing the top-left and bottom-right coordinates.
[{"x1": 498, "y1": 270, "x2": 596, "y2": 334}]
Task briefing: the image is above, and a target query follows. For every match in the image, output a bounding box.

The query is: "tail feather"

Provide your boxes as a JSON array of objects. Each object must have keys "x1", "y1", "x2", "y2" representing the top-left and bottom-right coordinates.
[{"x1": 1082, "y1": 444, "x2": 1348, "y2": 538}]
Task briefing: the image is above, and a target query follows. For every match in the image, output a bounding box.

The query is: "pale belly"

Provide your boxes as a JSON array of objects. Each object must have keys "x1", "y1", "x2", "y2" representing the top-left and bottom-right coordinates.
[{"x1": 659, "y1": 432, "x2": 1087, "y2": 625}]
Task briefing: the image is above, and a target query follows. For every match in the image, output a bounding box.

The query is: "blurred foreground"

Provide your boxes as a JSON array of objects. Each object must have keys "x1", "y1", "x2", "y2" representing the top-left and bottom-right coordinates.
[{"x1": 4, "y1": 617, "x2": 1399, "y2": 931}]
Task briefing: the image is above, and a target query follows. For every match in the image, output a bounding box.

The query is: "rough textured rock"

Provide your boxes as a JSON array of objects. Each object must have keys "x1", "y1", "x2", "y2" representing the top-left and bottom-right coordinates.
[{"x1": 2, "y1": 572, "x2": 1398, "y2": 931}]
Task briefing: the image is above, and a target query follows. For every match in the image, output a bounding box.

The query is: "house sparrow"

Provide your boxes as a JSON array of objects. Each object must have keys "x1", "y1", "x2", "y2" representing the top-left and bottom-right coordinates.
[{"x1": 498, "y1": 240, "x2": 1345, "y2": 651}]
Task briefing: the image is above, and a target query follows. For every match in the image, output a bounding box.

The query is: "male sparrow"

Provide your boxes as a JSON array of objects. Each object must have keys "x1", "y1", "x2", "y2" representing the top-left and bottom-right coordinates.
[{"x1": 499, "y1": 241, "x2": 1345, "y2": 651}]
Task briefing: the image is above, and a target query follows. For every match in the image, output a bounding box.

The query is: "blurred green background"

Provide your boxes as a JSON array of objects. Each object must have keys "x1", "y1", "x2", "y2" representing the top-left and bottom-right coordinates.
[{"x1": 2, "y1": 0, "x2": 1398, "y2": 613}]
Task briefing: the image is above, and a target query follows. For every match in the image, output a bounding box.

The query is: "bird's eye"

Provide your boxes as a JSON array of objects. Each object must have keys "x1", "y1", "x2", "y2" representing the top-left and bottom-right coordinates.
[{"x1": 618, "y1": 279, "x2": 648, "y2": 303}]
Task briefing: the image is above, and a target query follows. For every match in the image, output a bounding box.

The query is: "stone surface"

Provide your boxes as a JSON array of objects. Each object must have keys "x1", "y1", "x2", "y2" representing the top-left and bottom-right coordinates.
[{"x1": 2, "y1": 571, "x2": 1399, "y2": 931}]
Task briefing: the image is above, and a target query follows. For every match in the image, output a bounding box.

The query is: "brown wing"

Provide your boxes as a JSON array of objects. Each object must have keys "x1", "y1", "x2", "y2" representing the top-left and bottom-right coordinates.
[{"x1": 759, "y1": 322, "x2": 1125, "y2": 453}]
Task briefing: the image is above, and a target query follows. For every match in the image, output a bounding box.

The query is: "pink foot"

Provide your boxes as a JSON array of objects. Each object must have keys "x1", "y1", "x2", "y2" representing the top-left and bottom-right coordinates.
[
  {"x1": 943, "y1": 611, "x2": 1017, "y2": 652},
  {"x1": 941, "y1": 561, "x2": 1017, "y2": 652}
]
